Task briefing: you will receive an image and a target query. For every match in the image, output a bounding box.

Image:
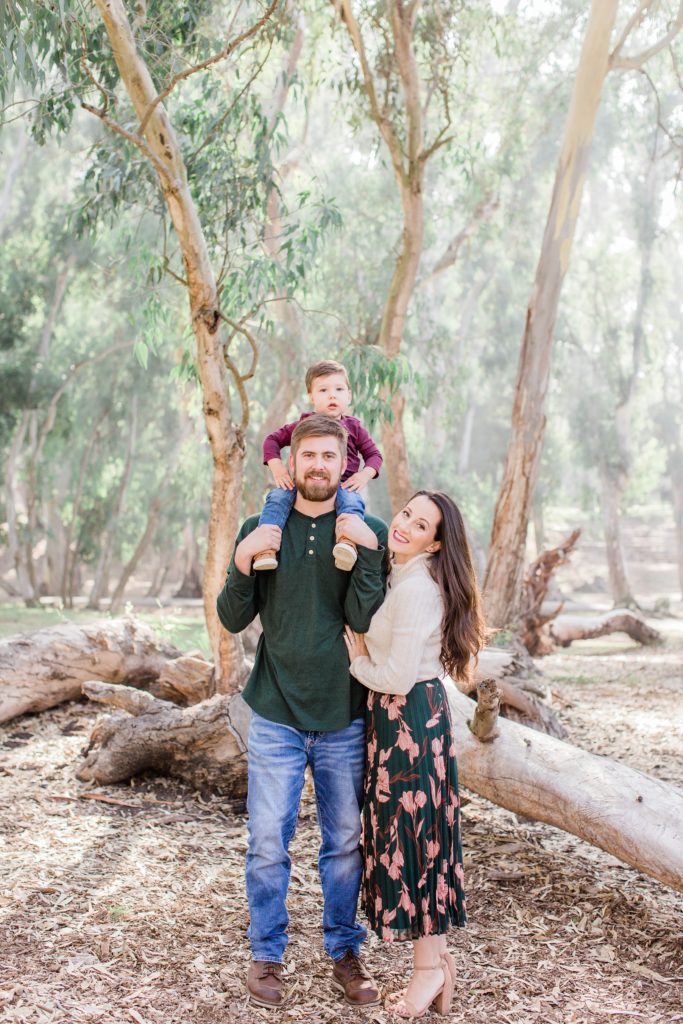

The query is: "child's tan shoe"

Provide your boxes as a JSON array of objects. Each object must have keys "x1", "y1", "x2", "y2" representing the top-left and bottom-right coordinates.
[
  {"x1": 253, "y1": 549, "x2": 278, "y2": 571},
  {"x1": 333, "y1": 538, "x2": 357, "y2": 571}
]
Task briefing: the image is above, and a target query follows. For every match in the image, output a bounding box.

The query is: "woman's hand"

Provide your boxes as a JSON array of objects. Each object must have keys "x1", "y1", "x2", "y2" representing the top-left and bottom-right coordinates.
[{"x1": 343, "y1": 624, "x2": 368, "y2": 662}]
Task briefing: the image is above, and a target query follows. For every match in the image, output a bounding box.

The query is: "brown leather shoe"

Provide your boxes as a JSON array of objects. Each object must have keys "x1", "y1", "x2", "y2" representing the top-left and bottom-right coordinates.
[
  {"x1": 332, "y1": 951, "x2": 381, "y2": 1006},
  {"x1": 247, "y1": 960, "x2": 285, "y2": 1007}
]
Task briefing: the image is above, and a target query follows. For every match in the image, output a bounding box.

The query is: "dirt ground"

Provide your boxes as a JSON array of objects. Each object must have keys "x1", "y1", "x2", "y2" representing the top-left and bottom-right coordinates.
[{"x1": 1, "y1": 609, "x2": 682, "y2": 1024}]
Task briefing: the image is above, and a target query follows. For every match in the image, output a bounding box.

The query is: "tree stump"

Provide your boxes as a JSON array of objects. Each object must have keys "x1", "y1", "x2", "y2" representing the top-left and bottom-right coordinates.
[{"x1": 78, "y1": 681, "x2": 250, "y2": 798}]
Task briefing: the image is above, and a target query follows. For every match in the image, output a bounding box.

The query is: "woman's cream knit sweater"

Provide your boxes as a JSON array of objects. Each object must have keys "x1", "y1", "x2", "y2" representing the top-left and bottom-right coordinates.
[{"x1": 350, "y1": 552, "x2": 444, "y2": 696}]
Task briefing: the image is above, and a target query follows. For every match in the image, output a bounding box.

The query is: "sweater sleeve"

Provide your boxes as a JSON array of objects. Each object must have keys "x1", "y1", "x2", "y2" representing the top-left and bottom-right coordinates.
[
  {"x1": 350, "y1": 578, "x2": 443, "y2": 695},
  {"x1": 352, "y1": 420, "x2": 383, "y2": 477},
  {"x1": 216, "y1": 523, "x2": 259, "y2": 633},
  {"x1": 262, "y1": 418, "x2": 301, "y2": 464}
]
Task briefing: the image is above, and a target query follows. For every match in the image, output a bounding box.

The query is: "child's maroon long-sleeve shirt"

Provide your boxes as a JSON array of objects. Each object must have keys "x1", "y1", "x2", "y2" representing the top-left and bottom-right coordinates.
[{"x1": 263, "y1": 412, "x2": 383, "y2": 481}]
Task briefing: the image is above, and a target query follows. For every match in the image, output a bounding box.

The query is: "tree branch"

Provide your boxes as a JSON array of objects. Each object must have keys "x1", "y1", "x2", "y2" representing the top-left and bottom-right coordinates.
[
  {"x1": 218, "y1": 311, "x2": 259, "y2": 382},
  {"x1": 223, "y1": 351, "x2": 250, "y2": 433},
  {"x1": 138, "y1": 0, "x2": 280, "y2": 135},
  {"x1": 609, "y1": 0, "x2": 657, "y2": 61},
  {"x1": 610, "y1": 0, "x2": 683, "y2": 70},
  {"x1": 388, "y1": 0, "x2": 423, "y2": 170},
  {"x1": 81, "y1": 103, "x2": 172, "y2": 184},
  {"x1": 34, "y1": 342, "x2": 134, "y2": 466},
  {"x1": 337, "y1": 0, "x2": 405, "y2": 181}
]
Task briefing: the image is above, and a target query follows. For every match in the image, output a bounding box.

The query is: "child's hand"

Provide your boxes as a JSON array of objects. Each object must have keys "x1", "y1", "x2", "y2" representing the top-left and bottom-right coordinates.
[
  {"x1": 268, "y1": 460, "x2": 294, "y2": 490},
  {"x1": 342, "y1": 468, "x2": 374, "y2": 491}
]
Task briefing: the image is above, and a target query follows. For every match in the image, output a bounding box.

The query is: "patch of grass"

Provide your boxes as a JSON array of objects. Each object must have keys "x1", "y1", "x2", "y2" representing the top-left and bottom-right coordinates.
[
  {"x1": 553, "y1": 673, "x2": 594, "y2": 686},
  {"x1": 489, "y1": 628, "x2": 515, "y2": 648},
  {"x1": 107, "y1": 905, "x2": 128, "y2": 920},
  {"x1": 148, "y1": 613, "x2": 211, "y2": 656},
  {"x1": 0, "y1": 602, "x2": 210, "y2": 655}
]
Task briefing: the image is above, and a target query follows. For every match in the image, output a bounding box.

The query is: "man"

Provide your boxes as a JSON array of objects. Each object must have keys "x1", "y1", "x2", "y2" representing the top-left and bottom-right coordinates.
[{"x1": 217, "y1": 414, "x2": 387, "y2": 1009}]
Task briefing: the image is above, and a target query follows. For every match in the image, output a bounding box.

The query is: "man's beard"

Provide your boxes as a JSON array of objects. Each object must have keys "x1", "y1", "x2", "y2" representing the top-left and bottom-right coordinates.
[{"x1": 295, "y1": 470, "x2": 338, "y2": 502}]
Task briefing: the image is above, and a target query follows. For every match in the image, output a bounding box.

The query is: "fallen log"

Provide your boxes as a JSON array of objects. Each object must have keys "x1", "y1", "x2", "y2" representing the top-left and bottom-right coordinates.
[
  {"x1": 75, "y1": 674, "x2": 683, "y2": 894},
  {"x1": 549, "y1": 610, "x2": 661, "y2": 648},
  {"x1": 77, "y1": 681, "x2": 249, "y2": 797},
  {"x1": 0, "y1": 619, "x2": 213, "y2": 724},
  {"x1": 446, "y1": 681, "x2": 683, "y2": 895}
]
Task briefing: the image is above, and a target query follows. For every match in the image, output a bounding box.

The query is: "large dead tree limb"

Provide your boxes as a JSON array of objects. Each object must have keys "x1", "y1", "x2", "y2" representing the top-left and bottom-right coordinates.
[
  {"x1": 549, "y1": 611, "x2": 661, "y2": 648},
  {"x1": 72, "y1": 672, "x2": 683, "y2": 894},
  {"x1": 447, "y1": 682, "x2": 683, "y2": 895},
  {"x1": 4, "y1": 620, "x2": 679, "y2": 892},
  {"x1": 0, "y1": 619, "x2": 213, "y2": 724},
  {"x1": 517, "y1": 529, "x2": 661, "y2": 655},
  {"x1": 78, "y1": 682, "x2": 249, "y2": 797}
]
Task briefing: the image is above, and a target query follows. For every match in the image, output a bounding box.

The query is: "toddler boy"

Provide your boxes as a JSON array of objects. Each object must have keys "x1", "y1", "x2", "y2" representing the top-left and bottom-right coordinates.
[{"x1": 255, "y1": 360, "x2": 382, "y2": 571}]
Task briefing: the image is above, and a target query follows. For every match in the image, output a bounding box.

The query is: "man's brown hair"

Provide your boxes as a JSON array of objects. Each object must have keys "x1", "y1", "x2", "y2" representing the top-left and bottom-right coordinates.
[
  {"x1": 290, "y1": 414, "x2": 348, "y2": 460},
  {"x1": 305, "y1": 360, "x2": 350, "y2": 393}
]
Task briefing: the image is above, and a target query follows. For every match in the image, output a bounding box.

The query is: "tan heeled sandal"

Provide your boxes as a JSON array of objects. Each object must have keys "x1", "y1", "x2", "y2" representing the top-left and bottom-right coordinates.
[{"x1": 387, "y1": 957, "x2": 453, "y2": 1018}]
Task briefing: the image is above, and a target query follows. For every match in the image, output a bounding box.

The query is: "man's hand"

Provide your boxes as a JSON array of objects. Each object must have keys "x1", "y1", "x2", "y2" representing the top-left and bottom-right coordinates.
[
  {"x1": 335, "y1": 514, "x2": 379, "y2": 550},
  {"x1": 341, "y1": 467, "x2": 375, "y2": 492},
  {"x1": 267, "y1": 458, "x2": 295, "y2": 490},
  {"x1": 234, "y1": 525, "x2": 282, "y2": 575}
]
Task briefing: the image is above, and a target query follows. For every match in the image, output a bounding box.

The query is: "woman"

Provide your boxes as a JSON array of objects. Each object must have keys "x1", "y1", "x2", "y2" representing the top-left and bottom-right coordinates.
[{"x1": 344, "y1": 491, "x2": 485, "y2": 1018}]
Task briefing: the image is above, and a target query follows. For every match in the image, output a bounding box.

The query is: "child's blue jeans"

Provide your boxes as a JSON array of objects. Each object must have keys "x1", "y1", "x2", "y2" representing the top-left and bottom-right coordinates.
[{"x1": 259, "y1": 484, "x2": 365, "y2": 530}]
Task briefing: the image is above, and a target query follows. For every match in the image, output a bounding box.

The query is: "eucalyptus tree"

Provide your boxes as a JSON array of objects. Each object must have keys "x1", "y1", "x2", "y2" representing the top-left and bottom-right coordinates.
[
  {"x1": 483, "y1": 0, "x2": 683, "y2": 627},
  {"x1": 331, "y1": 0, "x2": 496, "y2": 510},
  {"x1": 0, "y1": 0, "x2": 320, "y2": 688}
]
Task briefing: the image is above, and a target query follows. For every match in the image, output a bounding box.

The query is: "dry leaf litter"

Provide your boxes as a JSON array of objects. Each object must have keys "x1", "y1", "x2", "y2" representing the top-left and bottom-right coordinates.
[{"x1": 1, "y1": 619, "x2": 682, "y2": 1024}]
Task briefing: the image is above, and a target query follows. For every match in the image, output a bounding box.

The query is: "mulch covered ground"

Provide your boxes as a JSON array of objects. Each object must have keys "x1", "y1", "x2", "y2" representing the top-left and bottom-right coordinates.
[{"x1": 1, "y1": 619, "x2": 682, "y2": 1024}]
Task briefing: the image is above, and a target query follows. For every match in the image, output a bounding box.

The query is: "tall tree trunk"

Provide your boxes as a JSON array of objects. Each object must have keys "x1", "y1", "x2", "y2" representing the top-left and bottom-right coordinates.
[
  {"x1": 458, "y1": 400, "x2": 475, "y2": 476},
  {"x1": 88, "y1": 397, "x2": 138, "y2": 609},
  {"x1": 4, "y1": 415, "x2": 37, "y2": 604},
  {"x1": 0, "y1": 131, "x2": 28, "y2": 236},
  {"x1": 109, "y1": 496, "x2": 162, "y2": 613},
  {"x1": 339, "y1": 0, "x2": 432, "y2": 512},
  {"x1": 173, "y1": 521, "x2": 204, "y2": 598},
  {"x1": 670, "y1": 461, "x2": 683, "y2": 600},
  {"x1": 599, "y1": 462, "x2": 636, "y2": 608},
  {"x1": 483, "y1": 0, "x2": 619, "y2": 627},
  {"x1": 61, "y1": 411, "x2": 107, "y2": 607},
  {"x1": 92, "y1": 0, "x2": 254, "y2": 691}
]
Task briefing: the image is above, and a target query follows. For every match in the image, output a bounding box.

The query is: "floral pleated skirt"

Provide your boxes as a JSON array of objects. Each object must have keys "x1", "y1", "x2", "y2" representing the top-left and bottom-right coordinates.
[{"x1": 361, "y1": 679, "x2": 466, "y2": 942}]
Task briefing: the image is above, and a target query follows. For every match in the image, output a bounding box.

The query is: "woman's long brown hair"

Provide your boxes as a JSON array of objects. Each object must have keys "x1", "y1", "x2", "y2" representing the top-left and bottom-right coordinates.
[{"x1": 409, "y1": 490, "x2": 486, "y2": 682}]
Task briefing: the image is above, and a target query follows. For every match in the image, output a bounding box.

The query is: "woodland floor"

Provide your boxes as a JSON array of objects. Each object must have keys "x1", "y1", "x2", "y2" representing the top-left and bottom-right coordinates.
[{"x1": 1, "y1": 615, "x2": 683, "y2": 1024}]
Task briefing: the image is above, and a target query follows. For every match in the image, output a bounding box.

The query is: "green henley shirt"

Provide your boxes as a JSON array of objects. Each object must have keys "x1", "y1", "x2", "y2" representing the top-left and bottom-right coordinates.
[{"x1": 216, "y1": 508, "x2": 388, "y2": 732}]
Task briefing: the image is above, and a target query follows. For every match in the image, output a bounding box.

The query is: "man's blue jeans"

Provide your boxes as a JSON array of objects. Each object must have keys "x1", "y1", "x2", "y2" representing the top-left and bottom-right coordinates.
[
  {"x1": 259, "y1": 485, "x2": 365, "y2": 529},
  {"x1": 246, "y1": 711, "x2": 367, "y2": 963}
]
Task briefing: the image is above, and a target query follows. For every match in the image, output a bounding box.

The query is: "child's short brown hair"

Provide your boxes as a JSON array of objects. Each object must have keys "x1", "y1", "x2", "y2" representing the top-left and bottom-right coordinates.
[{"x1": 305, "y1": 360, "x2": 350, "y2": 393}]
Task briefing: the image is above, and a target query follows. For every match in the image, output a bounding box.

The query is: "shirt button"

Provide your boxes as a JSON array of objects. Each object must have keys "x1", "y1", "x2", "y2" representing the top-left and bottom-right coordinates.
[
  {"x1": 311, "y1": 523, "x2": 316, "y2": 528},
  {"x1": 308, "y1": 549, "x2": 314, "y2": 555},
  {"x1": 309, "y1": 535, "x2": 315, "y2": 541}
]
